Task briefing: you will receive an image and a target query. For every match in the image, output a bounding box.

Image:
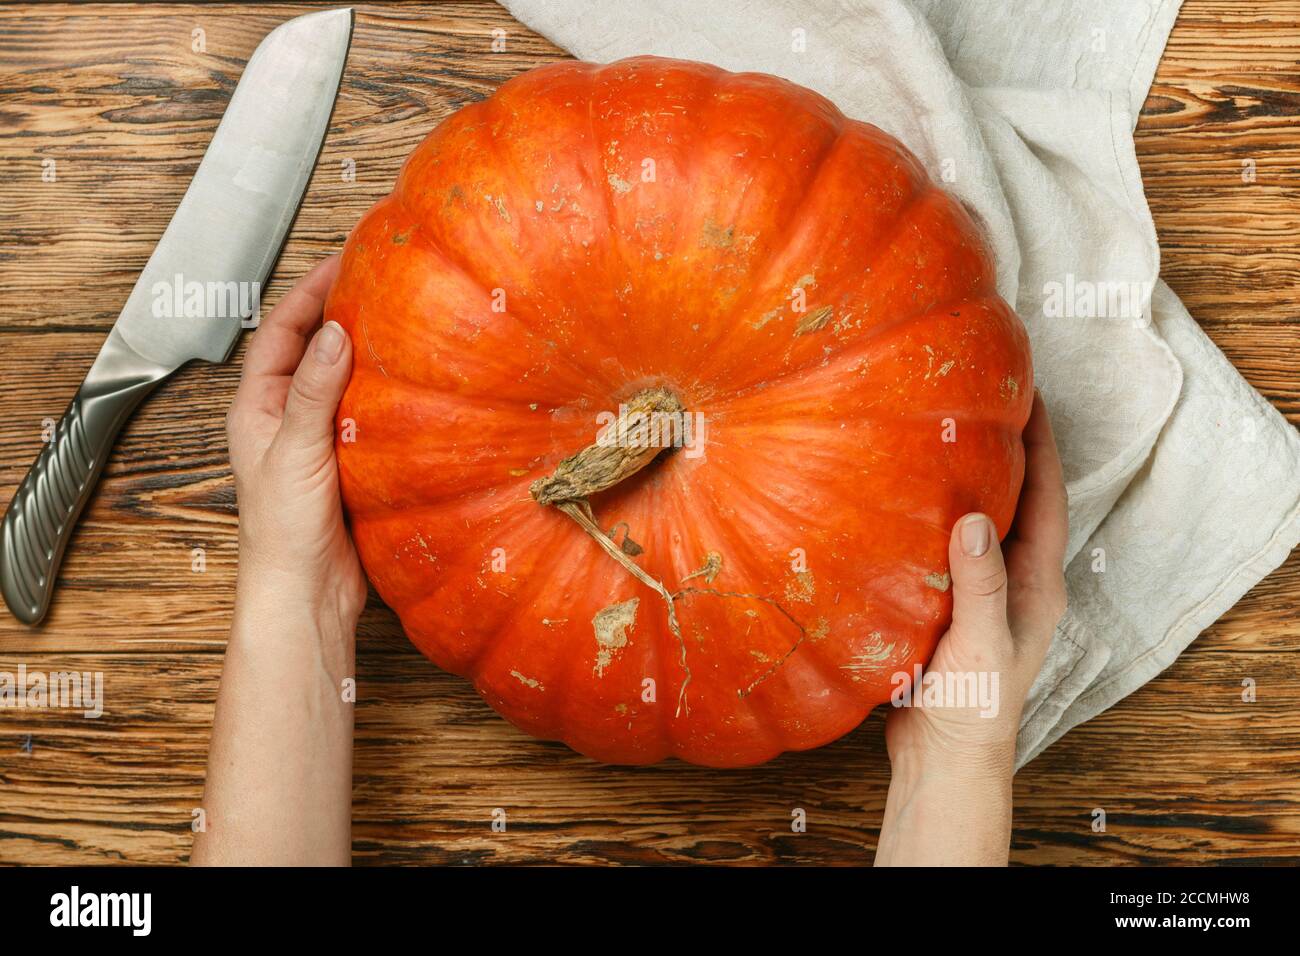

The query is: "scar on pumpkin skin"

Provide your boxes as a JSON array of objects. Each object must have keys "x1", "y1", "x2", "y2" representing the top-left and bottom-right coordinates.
[
  {"x1": 923, "y1": 571, "x2": 951, "y2": 592},
  {"x1": 785, "y1": 570, "x2": 815, "y2": 605},
  {"x1": 607, "y1": 522, "x2": 644, "y2": 556},
  {"x1": 360, "y1": 317, "x2": 389, "y2": 378},
  {"x1": 679, "y1": 551, "x2": 723, "y2": 586},
  {"x1": 484, "y1": 193, "x2": 511, "y2": 223},
  {"x1": 699, "y1": 220, "x2": 734, "y2": 249},
  {"x1": 795, "y1": 305, "x2": 834, "y2": 336},
  {"x1": 841, "y1": 632, "x2": 897, "y2": 680},
  {"x1": 510, "y1": 670, "x2": 544, "y2": 691},
  {"x1": 593, "y1": 598, "x2": 639, "y2": 677},
  {"x1": 922, "y1": 344, "x2": 955, "y2": 379}
]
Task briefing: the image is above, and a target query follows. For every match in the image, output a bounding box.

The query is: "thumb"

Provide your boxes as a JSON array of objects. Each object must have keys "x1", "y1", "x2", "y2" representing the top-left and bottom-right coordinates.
[
  {"x1": 947, "y1": 513, "x2": 1009, "y2": 633},
  {"x1": 274, "y1": 320, "x2": 352, "y2": 467}
]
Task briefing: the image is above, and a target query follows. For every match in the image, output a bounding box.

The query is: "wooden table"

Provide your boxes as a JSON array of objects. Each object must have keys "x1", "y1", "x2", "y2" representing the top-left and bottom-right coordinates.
[{"x1": 1, "y1": 1, "x2": 1296, "y2": 866}]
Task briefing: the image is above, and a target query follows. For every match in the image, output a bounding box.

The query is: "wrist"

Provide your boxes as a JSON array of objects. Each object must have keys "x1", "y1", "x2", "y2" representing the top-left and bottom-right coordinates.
[
  {"x1": 231, "y1": 563, "x2": 360, "y2": 689},
  {"x1": 238, "y1": 562, "x2": 362, "y2": 627},
  {"x1": 877, "y1": 737, "x2": 1016, "y2": 867},
  {"x1": 235, "y1": 508, "x2": 367, "y2": 625},
  {"x1": 888, "y1": 736, "x2": 1016, "y2": 794}
]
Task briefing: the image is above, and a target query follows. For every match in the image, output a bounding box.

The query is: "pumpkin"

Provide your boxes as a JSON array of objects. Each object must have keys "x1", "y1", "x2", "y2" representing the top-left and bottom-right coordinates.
[{"x1": 326, "y1": 56, "x2": 1032, "y2": 767}]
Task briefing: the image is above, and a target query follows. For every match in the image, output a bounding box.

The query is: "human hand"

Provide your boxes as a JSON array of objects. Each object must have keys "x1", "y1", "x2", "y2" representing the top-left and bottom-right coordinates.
[
  {"x1": 195, "y1": 257, "x2": 363, "y2": 866},
  {"x1": 224, "y1": 254, "x2": 367, "y2": 628},
  {"x1": 876, "y1": 390, "x2": 1068, "y2": 865}
]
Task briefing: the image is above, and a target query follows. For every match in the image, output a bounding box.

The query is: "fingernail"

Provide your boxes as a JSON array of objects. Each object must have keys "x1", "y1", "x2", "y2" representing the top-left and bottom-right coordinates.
[
  {"x1": 960, "y1": 514, "x2": 991, "y2": 557},
  {"x1": 314, "y1": 321, "x2": 345, "y2": 365}
]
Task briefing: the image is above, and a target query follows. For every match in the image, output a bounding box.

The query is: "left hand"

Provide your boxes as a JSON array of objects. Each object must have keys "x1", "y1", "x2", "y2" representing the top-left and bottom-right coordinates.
[
  {"x1": 195, "y1": 257, "x2": 364, "y2": 866},
  {"x1": 224, "y1": 254, "x2": 367, "y2": 626},
  {"x1": 885, "y1": 390, "x2": 1068, "y2": 773},
  {"x1": 874, "y1": 392, "x2": 1068, "y2": 866}
]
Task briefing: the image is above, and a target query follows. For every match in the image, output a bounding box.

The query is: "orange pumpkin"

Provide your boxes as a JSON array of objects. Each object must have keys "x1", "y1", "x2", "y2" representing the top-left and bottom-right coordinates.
[{"x1": 326, "y1": 56, "x2": 1032, "y2": 767}]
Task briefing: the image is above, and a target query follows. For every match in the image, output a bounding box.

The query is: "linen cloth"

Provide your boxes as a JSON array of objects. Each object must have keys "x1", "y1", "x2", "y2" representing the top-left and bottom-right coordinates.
[{"x1": 500, "y1": 0, "x2": 1300, "y2": 765}]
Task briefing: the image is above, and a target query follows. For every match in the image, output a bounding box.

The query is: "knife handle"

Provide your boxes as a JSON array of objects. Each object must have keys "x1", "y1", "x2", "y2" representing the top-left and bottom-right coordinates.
[{"x1": 1, "y1": 331, "x2": 172, "y2": 625}]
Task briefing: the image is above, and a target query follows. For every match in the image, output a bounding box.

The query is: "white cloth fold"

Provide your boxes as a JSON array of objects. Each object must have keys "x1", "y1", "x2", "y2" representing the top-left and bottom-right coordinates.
[{"x1": 500, "y1": 0, "x2": 1300, "y2": 765}]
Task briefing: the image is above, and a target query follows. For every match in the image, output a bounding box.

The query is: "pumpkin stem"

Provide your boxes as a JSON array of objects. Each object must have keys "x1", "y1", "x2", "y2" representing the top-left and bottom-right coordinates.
[
  {"x1": 530, "y1": 388, "x2": 693, "y2": 716},
  {"x1": 529, "y1": 388, "x2": 684, "y2": 504}
]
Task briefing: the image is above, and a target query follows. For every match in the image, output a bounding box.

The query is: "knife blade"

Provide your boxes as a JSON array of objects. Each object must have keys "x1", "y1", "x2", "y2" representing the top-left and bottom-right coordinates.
[{"x1": 0, "y1": 8, "x2": 353, "y2": 625}]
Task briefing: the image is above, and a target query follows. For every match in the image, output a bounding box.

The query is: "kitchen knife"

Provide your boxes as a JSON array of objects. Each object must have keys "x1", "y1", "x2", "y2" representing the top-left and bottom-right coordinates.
[{"x1": 0, "y1": 8, "x2": 353, "y2": 625}]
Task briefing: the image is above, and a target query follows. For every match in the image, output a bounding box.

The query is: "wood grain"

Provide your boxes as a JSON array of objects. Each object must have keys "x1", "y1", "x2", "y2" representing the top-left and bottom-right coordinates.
[{"x1": 0, "y1": 1, "x2": 1297, "y2": 866}]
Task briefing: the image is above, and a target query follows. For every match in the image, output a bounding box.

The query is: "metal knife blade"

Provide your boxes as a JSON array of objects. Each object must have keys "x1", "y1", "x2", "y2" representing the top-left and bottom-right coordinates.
[
  {"x1": 0, "y1": 8, "x2": 353, "y2": 625},
  {"x1": 118, "y1": 7, "x2": 354, "y2": 366}
]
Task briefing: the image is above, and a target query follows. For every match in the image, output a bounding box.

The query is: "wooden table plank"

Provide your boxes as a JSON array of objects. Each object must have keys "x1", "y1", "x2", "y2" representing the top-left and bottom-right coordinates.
[{"x1": 0, "y1": 0, "x2": 1297, "y2": 865}]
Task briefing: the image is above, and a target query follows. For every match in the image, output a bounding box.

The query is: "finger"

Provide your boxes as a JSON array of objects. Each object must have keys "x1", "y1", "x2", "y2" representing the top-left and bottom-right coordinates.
[
  {"x1": 1007, "y1": 390, "x2": 1069, "y2": 580},
  {"x1": 240, "y1": 255, "x2": 342, "y2": 382},
  {"x1": 228, "y1": 256, "x2": 341, "y2": 463},
  {"x1": 270, "y1": 320, "x2": 352, "y2": 470},
  {"x1": 948, "y1": 512, "x2": 1009, "y2": 634}
]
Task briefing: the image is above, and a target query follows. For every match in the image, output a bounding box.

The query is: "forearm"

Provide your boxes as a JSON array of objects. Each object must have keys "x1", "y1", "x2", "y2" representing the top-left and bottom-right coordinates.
[
  {"x1": 874, "y1": 748, "x2": 1015, "y2": 866},
  {"x1": 192, "y1": 573, "x2": 357, "y2": 866}
]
